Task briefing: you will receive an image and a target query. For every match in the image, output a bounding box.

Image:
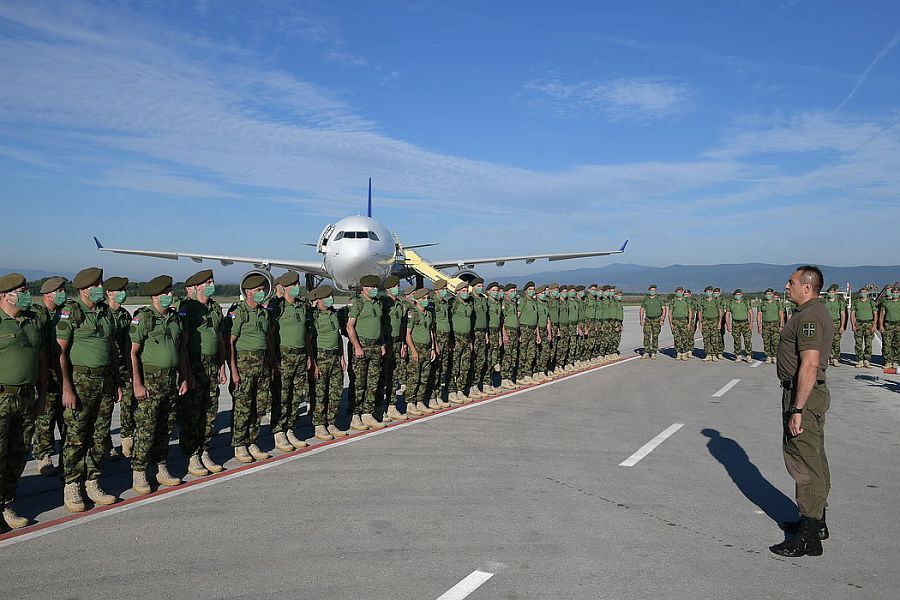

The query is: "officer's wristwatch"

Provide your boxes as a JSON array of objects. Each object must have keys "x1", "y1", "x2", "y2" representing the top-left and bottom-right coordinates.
[{"x1": 786, "y1": 406, "x2": 803, "y2": 416}]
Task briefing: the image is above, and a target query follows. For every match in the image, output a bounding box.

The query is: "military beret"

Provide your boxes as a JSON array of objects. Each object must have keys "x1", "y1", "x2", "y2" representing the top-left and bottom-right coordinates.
[
  {"x1": 734, "y1": 288, "x2": 743, "y2": 294},
  {"x1": 102, "y1": 277, "x2": 128, "y2": 292},
  {"x1": 412, "y1": 288, "x2": 431, "y2": 299},
  {"x1": 40, "y1": 276, "x2": 67, "y2": 294},
  {"x1": 714, "y1": 287, "x2": 721, "y2": 292},
  {"x1": 0, "y1": 272, "x2": 26, "y2": 293},
  {"x1": 575, "y1": 285, "x2": 585, "y2": 291},
  {"x1": 73, "y1": 267, "x2": 103, "y2": 290},
  {"x1": 383, "y1": 275, "x2": 399, "y2": 288},
  {"x1": 453, "y1": 283, "x2": 469, "y2": 293},
  {"x1": 601, "y1": 284, "x2": 611, "y2": 290},
  {"x1": 433, "y1": 280, "x2": 448, "y2": 290},
  {"x1": 144, "y1": 275, "x2": 173, "y2": 296},
  {"x1": 397, "y1": 286, "x2": 412, "y2": 296},
  {"x1": 185, "y1": 269, "x2": 214, "y2": 287},
  {"x1": 591, "y1": 283, "x2": 599, "y2": 288},
  {"x1": 309, "y1": 285, "x2": 334, "y2": 301},
  {"x1": 359, "y1": 274, "x2": 380, "y2": 287},
  {"x1": 827, "y1": 284, "x2": 839, "y2": 291},
  {"x1": 765, "y1": 288, "x2": 775, "y2": 293},
  {"x1": 524, "y1": 281, "x2": 535, "y2": 289},
  {"x1": 471, "y1": 277, "x2": 484, "y2": 285},
  {"x1": 549, "y1": 282, "x2": 559, "y2": 289},
  {"x1": 705, "y1": 286, "x2": 714, "y2": 291},
  {"x1": 648, "y1": 284, "x2": 657, "y2": 289},
  {"x1": 486, "y1": 281, "x2": 499, "y2": 290},
  {"x1": 503, "y1": 283, "x2": 517, "y2": 291},
  {"x1": 242, "y1": 274, "x2": 267, "y2": 290},
  {"x1": 535, "y1": 285, "x2": 547, "y2": 292},
  {"x1": 274, "y1": 271, "x2": 299, "y2": 287}
]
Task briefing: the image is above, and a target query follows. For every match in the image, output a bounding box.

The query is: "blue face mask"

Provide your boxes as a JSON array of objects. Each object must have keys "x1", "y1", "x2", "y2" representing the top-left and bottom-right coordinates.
[
  {"x1": 159, "y1": 294, "x2": 174, "y2": 309},
  {"x1": 323, "y1": 297, "x2": 334, "y2": 308},
  {"x1": 114, "y1": 291, "x2": 127, "y2": 304},
  {"x1": 88, "y1": 286, "x2": 105, "y2": 303},
  {"x1": 14, "y1": 291, "x2": 32, "y2": 309}
]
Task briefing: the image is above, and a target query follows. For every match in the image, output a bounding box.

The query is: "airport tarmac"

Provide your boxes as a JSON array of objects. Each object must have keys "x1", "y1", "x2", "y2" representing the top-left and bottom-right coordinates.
[{"x1": 3, "y1": 307, "x2": 899, "y2": 599}]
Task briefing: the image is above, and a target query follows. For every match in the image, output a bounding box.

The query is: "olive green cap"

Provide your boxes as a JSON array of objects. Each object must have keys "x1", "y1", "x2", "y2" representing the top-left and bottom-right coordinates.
[
  {"x1": 704, "y1": 286, "x2": 714, "y2": 291},
  {"x1": 500, "y1": 283, "x2": 514, "y2": 291},
  {"x1": 144, "y1": 275, "x2": 173, "y2": 296},
  {"x1": 0, "y1": 273, "x2": 26, "y2": 293},
  {"x1": 765, "y1": 288, "x2": 775, "y2": 293},
  {"x1": 648, "y1": 284, "x2": 657, "y2": 289},
  {"x1": 549, "y1": 282, "x2": 559, "y2": 289},
  {"x1": 412, "y1": 288, "x2": 431, "y2": 299},
  {"x1": 536, "y1": 285, "x2": 547, "y2": 292},
  {"x1": 275, "y1": 271, "x2": 299, "y2": 287},
  {"x1": 309, "y1": 285, "x2": 334, "y2": 301},
  {"x1": 433, "y1": 280, "x2": 448, "y2": 290},
  {"x1": 714, "y1": 287, "x2": 721, "y2": 292},
  {"x1": 102, "y1": 277, "x2": 128, "y2": 292},
  {"x1": 401, "y1": 286, "x2": 415, "y2": 296},
  {"x1": 486, "y1": 281, "x2": 499, "y2": 290},
  {"x1": 471, "y1": 277, "x2": 484, "y2": 286},
  {"x1": 383, "y1": 275, "x2": 399, "y2": 288},
  {"x1": 524, "y1": 281, "x2": 535, "y2": 289},
  {"x1": 40, "y1": 276, "x2": 67, "y2": 294},
  {"x1": 734, "y1": 288, "x2": 743, "y2": 294},
  {"x1": 185, "y1": 269, "x2": 214, "y2": 287},
  {"x1": 575, "y1": 285, "x2": 585, "y2": 292},
  {"x1": 73, "y1": 267, "x2": 103, "y2": 290},
  {"x1": 242, "y1": 274, "x2": 267, "y2": 290},
  {"x1": 453, "y1": 282, "x2": 469, "y2": 293},
  {"x1": 601, "y1": 284, "x2": 611, "y2": 290},
  {"x1": 359, "y1": 274, "x2": 380, "y2": 287},
  {"x1": 827, "y1": 283, "x2": 839, "y2": 291}
]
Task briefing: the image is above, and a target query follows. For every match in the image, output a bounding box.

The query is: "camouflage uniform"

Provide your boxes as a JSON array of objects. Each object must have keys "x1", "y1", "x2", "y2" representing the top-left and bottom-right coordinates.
[
  {"x1": 433, "y1": 291, "x2": 453, "y2": 394},
  {"x1": 110, "y1": 304, "x2": 134, "y2": 446},
  {"x1": 699, "y1": 296, "x2": 721, "y2": 357},
  {"x1": 450, "y1": 296, "x2": 474, "y2": 394},
  {"x1": 728, "y1": 298, "x2": 753, "y2": 359},
  {"x1": 536, "y1": 294, "x2": 552, "y2": 374},
  {"x1": 882, "y1": 299, "x2": 900, "y2": 365},
  {"x1": 381, "y1": 293, "x2": 406, "y2": 408},
  {"x1": 640, "y1": 293, "x2": 664, "y2": 355},
  {"x1": 518, "y1": 293, "x2": 538, "y2": 377},
  {"x1": 348, "y1": 293, "x2": 383, "y2": 415},
  {"x1": 27, "y1": 303, "x2": 63, "y2": 461},
  {"x1": 823, "y1": 296, "x2": 844, "y2": 362},
  {"x1": 228, "y1": 301, "x2": 271, "y2": 448},
  {"x1": 501, "y1": 295, "x2": 519, "y2": 381},
  {"x1": 851, "y1": 296, "x2": 875, "y2": 362},
  {"x1": 471, "y1": 292, "x2": 489, "y2": 389},
  {"x1": 406, "y1": 306, "x2": 437, "y2": 405},
  {"x1": 758, "y1": 300, "x2": 783, "y2": 359},
  {"x1": 669, "y1": 295, "x2": 692, "y2": 355},
  {"x1": 487, "y1": 295, "x2": 503, "y2": 381},
  {"x1": 270, "y1": 296, "x2": 310, "y2": 436},
  {"x1": 311, "y1": 306, "x2": 343, "y2": 427},
  {"x1": 180, "y1": 297, "x2": 224, "y2": 455}
]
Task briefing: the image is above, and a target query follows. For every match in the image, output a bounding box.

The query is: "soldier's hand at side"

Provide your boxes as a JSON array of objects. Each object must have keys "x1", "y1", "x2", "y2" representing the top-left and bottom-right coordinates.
[
  {"x1": 380, "y1": 344, "x2": 386, "y2": 356},
  {"x1": 116, "y1": 386, "x2": 123, "y2": 403},
  {"x1": 62, "y1": 387, "x2": 78, "y2": 409},
  {"x1": 133, "y1": 383, "x2": 149, "y2": 401},
  {"x1": 430, "y1": 349, "x2": 437, "y2": 362},
  {"x1": 231, "y1": 371, "x2": 241, "y2": 387},
  {"x1": 787, "y1": 413, "x2": 803, "y2": 437},
  {"x1": 178, "y1": 380, "x2": 189, "y2": 396},
  {"x1": 219, "y1": 366, "x2": 228, "y2": 385},
  {"x1": 340, "y1": 356, "x2": 346, "y2": 371},
  {"x1": 314, "y1": 364, "x2": 321, "y2": 379},
  {"x1": 871, "y1": 325, "x2": 877, "y2": 334},
  {"x1": 411, "y1": 350, "x2": 419, "y2": 363},
  {"x1": 353, "y1": 345, "x2": 364, "y2": 359},
  {"x1": 400, "y1": 345, "x2": 407, "y2": 358}
]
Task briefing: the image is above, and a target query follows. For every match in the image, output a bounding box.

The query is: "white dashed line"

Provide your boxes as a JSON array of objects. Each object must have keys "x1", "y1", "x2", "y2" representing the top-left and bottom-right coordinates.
[
  {"x1": 619, "y1": 423, "x2": 685, "y2": 467},
  {"x1": 712, "y1": 379, "x2": 741, "y2": 397},
  {"x1": 750, "y1": 360, "x2": 762, "y2": 368},
  {"x1": 436, "y1": 569, "x2": 496, "y2": 600}
]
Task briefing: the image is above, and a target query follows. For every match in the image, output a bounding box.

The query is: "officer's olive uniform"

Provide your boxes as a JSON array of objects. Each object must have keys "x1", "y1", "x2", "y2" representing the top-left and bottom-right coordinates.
[
  {"x1": 406, "y1": 306, "x2": 437, "y2": 405},
  {"x1": 228, "y1": 301, "x2": 271, "y2": 448},
  {"x1": 57, "y1": 299, "x2": 117, "y2": 484},
  {"x1": 640, "y1": 294, "x2": 664, "y2": 355},
  {"x1": 348, "y1": 295, "x2": 383, "y2": 415},
  {"x1": 311, "y1": 306, "x2": 343, "y2": 427},
  {"x1": 776, "y1": 298, "x2": 834, "y2": 520}
]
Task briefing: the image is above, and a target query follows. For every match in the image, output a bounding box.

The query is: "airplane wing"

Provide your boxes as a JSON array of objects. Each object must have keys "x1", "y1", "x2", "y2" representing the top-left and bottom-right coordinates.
[
  {"x1": 427, "y1": 240, "x2": 628, "y2": 269},
  {"x1": 93, "y1": 237, "x2": 328, "y2": 276}
]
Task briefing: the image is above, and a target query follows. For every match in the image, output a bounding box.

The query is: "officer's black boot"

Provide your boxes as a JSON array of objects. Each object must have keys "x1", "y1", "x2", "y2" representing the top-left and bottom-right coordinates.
[
  {"x1": 781, "y1": 507, "x2": 829, "y2": 540},
  {"x1": 770, "y1": 516, "x2": 823, "y2": 557}
]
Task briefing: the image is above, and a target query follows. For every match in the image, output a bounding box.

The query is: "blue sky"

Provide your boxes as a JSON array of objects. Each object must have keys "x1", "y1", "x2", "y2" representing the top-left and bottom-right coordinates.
[{"x1": 2, "y1": 0, "x2": 900, "y2": 282}]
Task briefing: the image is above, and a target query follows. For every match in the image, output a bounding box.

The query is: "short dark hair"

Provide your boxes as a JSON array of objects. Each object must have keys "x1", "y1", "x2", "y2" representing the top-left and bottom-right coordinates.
[{"x1": 796, "y1": 265, "x2": 824, "y2": 294}]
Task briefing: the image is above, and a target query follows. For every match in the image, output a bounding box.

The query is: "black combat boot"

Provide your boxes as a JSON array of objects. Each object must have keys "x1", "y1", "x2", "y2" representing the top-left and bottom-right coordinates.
[
  {"x1": 781, "y1": 507, "x2": 829, "y2": 540},
  {"x1": 770, "y1": 516, "x2": 824, "y2": 557}
]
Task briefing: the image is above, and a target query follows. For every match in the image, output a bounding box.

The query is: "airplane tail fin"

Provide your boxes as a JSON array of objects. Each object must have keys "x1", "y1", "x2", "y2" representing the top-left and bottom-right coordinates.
[
  {"x1": 93, "y1": 236, "x2": 104, "y2": 249},
  {"x1": 619, "y1": 239, "x2": 629, "y2": 252},
  {"x1": 367, "y1": 178, "x2": 372, "y2": 218}
]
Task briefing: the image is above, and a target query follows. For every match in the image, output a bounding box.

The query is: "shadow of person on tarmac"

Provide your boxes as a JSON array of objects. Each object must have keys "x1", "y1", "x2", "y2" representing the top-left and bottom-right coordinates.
[{"x1": 701, "y1": 428, "x2": 798, "y2": 525}]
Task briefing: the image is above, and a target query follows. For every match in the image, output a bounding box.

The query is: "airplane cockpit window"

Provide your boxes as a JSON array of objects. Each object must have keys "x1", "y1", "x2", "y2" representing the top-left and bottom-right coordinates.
[
  {"x1": 368, "y1": 231, "x2": 380, "y2": 241},
  {"x1": 334, "y1": 231, "x2": 344, "y2": 240}
]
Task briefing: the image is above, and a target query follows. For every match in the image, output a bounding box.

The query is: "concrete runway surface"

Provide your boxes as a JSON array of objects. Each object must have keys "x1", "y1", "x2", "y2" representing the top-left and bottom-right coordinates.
[{"x1": 3, "y1": 307, "x2": 898, "y2": 599}]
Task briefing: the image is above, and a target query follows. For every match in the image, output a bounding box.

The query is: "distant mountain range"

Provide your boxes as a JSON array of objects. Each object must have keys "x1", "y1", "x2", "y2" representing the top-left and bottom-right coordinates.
[{"x1": 494, "y1": 263, "x2": 900, "y2": 293}]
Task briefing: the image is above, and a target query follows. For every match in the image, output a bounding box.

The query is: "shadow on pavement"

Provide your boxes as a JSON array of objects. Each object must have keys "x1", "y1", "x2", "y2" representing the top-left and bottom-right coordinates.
[{"x1": 701, "y1": 428, "x2": 797, "y2": 525}]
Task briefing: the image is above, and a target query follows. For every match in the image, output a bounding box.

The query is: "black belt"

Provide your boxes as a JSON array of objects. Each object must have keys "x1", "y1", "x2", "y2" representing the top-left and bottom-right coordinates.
[
  {"x1": 72, "y1": 365, "x2": 111, "y2": 376},
  {"x1": 857, "y1": 320, "x2": 872, "y2": 324},
  {"x1": 732, "y1": 319, "x2": 748, "y2": 322},
  {"x1": 0, "y1": 383, "x2": 33, "y2": 393},
  {"x1": 358, "y1": 337, "x2": 381, "y2": 347},
  {"x1": 279, "y1": 346, "x2": 307, "y2": 354},
  {"x1": 781, "y1": 379, "x2": 825, "y2": 390},
  {"x1": 143, "y1": 365, "x2": 175, "y2": 375},
  {"x1": 317, "y1": 348, "x2": 341, "y2": 356},
  {"x1": 238, "y1": 349, "x2": 267, "y2": 357}
]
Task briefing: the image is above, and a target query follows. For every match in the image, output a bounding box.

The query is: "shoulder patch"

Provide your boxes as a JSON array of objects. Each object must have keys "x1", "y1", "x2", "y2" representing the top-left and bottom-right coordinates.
[
  {"x1": 59, "y1": 309, "x2": 71, "y2": 320},
  {"x1": 129, "y1": 325, "x2": 137, "y2": 334},
  {"x1": 227, "y1": 312, "x2": 236, "y2": 319},
  {"x1": 802, "y1": 322, "x2": 817, "y2": 338},
  {"x1": 56, "y1": 320, "x2": 69, "y2": 331},
  {"x1": 131, "y1": 316, "x2": 141, "y2": 325}
]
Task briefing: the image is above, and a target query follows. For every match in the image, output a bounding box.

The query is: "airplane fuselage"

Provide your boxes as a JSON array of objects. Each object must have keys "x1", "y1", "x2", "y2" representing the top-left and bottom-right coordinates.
[{"x1": 318, "y1": 215, "x2": 396, "y2": 291}]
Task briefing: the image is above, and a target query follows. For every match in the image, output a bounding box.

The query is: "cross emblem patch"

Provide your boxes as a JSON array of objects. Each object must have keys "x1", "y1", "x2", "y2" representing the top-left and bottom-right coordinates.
[{"x1": 802, "y1": 323, "x2": 816, "y2": 338}]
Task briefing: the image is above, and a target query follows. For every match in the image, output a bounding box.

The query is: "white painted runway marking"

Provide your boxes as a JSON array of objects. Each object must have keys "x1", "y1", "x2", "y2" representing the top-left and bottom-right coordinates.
[
  {"x1": 750, "y1": 360, "x2": 762, "y2": 368},
  {"x1": 619, "y1": 423, "x2": 685, "y2": 467},
  {"x1": 712, "y1": 379, "x2": 741, "y2": 397},
  {"x1": 436, "y1": 569, "x2": 495, "y2": 600},
  {"x1": 874, "y1": 331, "x2": 883, "y2": 354}
]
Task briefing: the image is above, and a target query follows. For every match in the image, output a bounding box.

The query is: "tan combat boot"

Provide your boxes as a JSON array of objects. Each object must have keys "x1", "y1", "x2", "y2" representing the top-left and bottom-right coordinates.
[
  {"x1": 427, "y1": 398, "x2": 442, "y2": 411},
  {"x1": 327, "y1": 424, "x2": 348, "y2": 438},
  {"x1": 130, "y1": 470, "x2": 150, "y2": 495},
  {"x1": 156, "y1": 463, "x2": 182, "y2": 487},
  {"x1": 521, "y1": 375, "x2": 534, "y2": 385},
  {"x1": 406, "y1": 401, "x2": 423, "y2": 416},
  {"x1": 855, "y1": 360, "x2": 864, "y2": 368},
  {"x1": 248, "y1": 444, "x2": 270, "y2": 460},
  {"x1": 63, "y1": 482, "x2": 86, "y2": 513},
  {"x1": 416, "y1": 401, "x2": 434, "y2": 415},
  {"x1": 314, "y1": 425, "x2": 334, "y2": 441},
  {"x1": 350, "y1": 414, "x2": 369, "y2": 430},
  {"x1": 120, "y1": 436, "x2": 133, "y2": 458},
  {"x1": 864, "y1": 360, "x2": 872, "y2": 368},
  {"x1": 2, "y1": 504, "x2": 30, "y2": 529},
  {"x1": 234, "y1": 445, "x2": 254, "y2": 463},
  {"x1": 386, "y1": 404, "x2": 407, "y2": 421},
  {"x1": 361, "y1": 413, "x2": 385, "y2": 429},
  {"x1": 85, "y1": 479, "x2": 117, "y2": 505},
  {"x1": 38, "y1": 455, "x2": 57, "y2": 476},
  {"x1": 448, "y1": 392, "x2": 464, "y2": 405},
  {"x1": 500, "y1": 378, "x2": 513, "y2": 390},
  {"x1": 286, "y1": 430, "x2": 307, "y2": 449},
  {"x1": 188, "y1": 454, "x2": 209, "y2": 477},
  {"x1": 381, "y1": 410, "x2": 394, "y2": 423},
  {"x1": 274, "y1": 432, "x2": 294, "y2": 453},
  {"x1": 201, "y1": 451, "x2": 224, "y2": 473}
]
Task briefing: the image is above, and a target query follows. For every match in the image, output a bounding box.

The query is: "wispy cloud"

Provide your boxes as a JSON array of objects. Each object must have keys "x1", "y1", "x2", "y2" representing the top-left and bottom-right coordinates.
[
  {"x1": 835, "y1": 30, "x2": 900, "y2": 113},
  {"x1": 521, "y1": 77, "x2": 693, "y2": 123}
]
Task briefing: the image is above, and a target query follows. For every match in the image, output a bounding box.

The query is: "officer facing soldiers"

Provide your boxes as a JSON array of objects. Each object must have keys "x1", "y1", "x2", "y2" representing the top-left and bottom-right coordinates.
[
  {"x1": 517, "y1": 281, "x2": 539, "y2": 384},
  {"x1": 180, "y1": 269, "x2": 228, "y2": 474},
  {"x1": 308, "y1": 286, "x2": 347, "y2": 440},
  {"x1": 27, "y1": 276, "x2": 66, "y2": 475},
  {"x1": 228, "y1": 273, "x2": 274, "y2": 463},
  {"x1": 850, "y1": 287, "x2": 876, "y2": 368},
  {"x1": 347, "y1": 274, "x2": 386, "y2": 430},
  {"x1": 130, "y1": 275, "x2": 190, "y2": 494},
  {"x1": 669, "y1": 286, "x2": 693, "y2": 361},
  {"x1": 757, "y1": 288, "x2": 785, "y2": 364},
  {"x1": 0, "y1": 273, "x2": 47, "y2": 530},
  {"x1": 449, "y1": 282, "x2": 475, "y2": 403},
  {"x1": 727, "y1": 289, "x2": 754, "y2": 362},
  {"x1": 102, "y1": 277, "x2": 132, "y2": 462},
  {"x1": 432, "y1": 280, "x2": 454, "y2": 402},
  {"x1": 823, "y1": 284, "x2": 846, "y2": 367},
  {"x1": 57, "y1": 267, "x2": 121, "y2": 512},
  {"x1": 639, "y1": 284, "x2": 665, "y2": 359},
  {"x1": 405, "y1": 288, "x2": 441, "y2": 415},
  {"x1": 699, "y1": 286, "x2": 723, "y2": 361},
  {"x1": 269, "y1": 271, "x2": 312, "y2": 453},
  {"x1": 381, "y1": 275, "x2": 407, "y2": 422}
]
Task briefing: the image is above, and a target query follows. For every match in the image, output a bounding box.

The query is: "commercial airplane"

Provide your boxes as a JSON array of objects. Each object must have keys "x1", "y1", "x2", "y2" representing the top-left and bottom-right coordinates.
[{"x1": 95, "y1": 180, "x2": 628, "y2": 292}]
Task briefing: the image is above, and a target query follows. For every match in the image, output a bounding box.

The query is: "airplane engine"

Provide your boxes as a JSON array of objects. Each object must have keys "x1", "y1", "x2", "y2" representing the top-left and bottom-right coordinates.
[
  {"x1": 451, "y1": 269, "x2": 480, "y2": 284},
  {"x1": 240, "y1": 268, "x2": 275, "y2": 301}
]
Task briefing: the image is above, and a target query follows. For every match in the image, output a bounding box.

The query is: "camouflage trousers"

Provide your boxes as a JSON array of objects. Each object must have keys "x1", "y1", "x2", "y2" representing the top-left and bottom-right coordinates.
[
  {"x1": 854, "y1": 322, "x2": 874, "y2": 361},
  {"x1": 433, "y1": 332, "x2": 452, "y2": 392},
  {"x1": 671, "y1": 318, "x2": 692, "y2": 354},
  {"x1": 612, "y1": 320, "x2": 623, "y2": 355},
  {"x1": 407, "y1": 352, "x2": 437, "y2": 405},
  {"x1": 883, "y1": 321, "x2": 900, "y2": 364},
  {"x1": 118, "y1": 364, "x2": 135, "y2": 439},
  {"x1": 0, "y1": 385, "x2": 34, "y2": 503},
  {"x1": 782, "y1": 385, "x2": 830, "y2": 520},
  {"x1": 472, "y1": 330, "x2": 489, "y2": 387},
  {"x1": 702, "y1": 318, "x2": 720, "y2": 356},
  {"x1": 540, "y1": 332, "x2": 554, "y2": 372},
  {"x1": 762, "y1": 321, "x2": 780, "y2": 358},
  {"x1": 731, "y1": 320, "x2": 752, "y2": 357},
  {"x1": 29, "y1": 390, "x2": 63, "y2": 460},
  {"x1": 642, "y1": 319, "x2": 662, "y2": 354},
  {"x1": 383, "y1": 340, "x2": 405, "y2": 408},
  {"x1": 311, "y1": 350, "x2": 343, "y2": 427},
  {"x1": 502, "y1": 329, "x2": 520, "y2": 380},
  {"x1": 132, "y1": 368, "x2": 177, "y2": 472},
  {"x1": 451, "y1": 334, "x2": 472, "y2": 393},
  {"x1": 231, "y1": 352, "x2": 270, "y2": 448},
  {"x1": 179, "y1": 355, "x2": 221, "y2": 456},
  {"x1": 350, "y1": 342, "x2": 382, "y2": 415},
  {"x1": 595, "y1": 321, "x2": 609, "y2": 356},
  {"x1": 518, "y1": 327, "x2": 537, "y2": 376},
  {"x1": 488, "y1": 330, "x2": 502, "y2": 375},
  {"x1": 556, "y1": 326, "x2": 571, "y2": 366},
  {"x1": 272, "y1": 349, "x2": 308, "y2": 435},
  {"x1": 830, "y1": 321, "x2": 842, "y2": 361},
  {"x1": 62, "y1": 370, "x2": 114, "y2": 484}
]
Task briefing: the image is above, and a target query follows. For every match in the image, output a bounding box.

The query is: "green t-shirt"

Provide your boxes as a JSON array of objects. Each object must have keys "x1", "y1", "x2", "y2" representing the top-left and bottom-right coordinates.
[
  {"x1": 472, "y1": 295, "x2": 488, "y2": 330},
  {"x1": 823, "y1": 298, "x2": 844, "y2": 322},
  {"x1": 518, "y1": 297, "x2": 538, "y2": 327},
  {"x1": 0, "y1": 309, "x2": 42, "y2": 385},
  {"x1": 547, "y1": 297, "x2": 560, "y2": 325},
  {"x1": 536, "y1": 300, "x2": 549, "y2": 328},
  {"x1": 130, "y1": 306, "x2": 182, "y2": 369},
  {"x1": 110, "y1": 305, "x2": 132, "y2": 364},
  {"x1": 613, "y1": 299, "x2": 624, "y2": 321},
  {"x1": 275, "y1": 298, "x2": 309, "y2": 350},
  {"x1": 451, "y1": 298, "x2": 474, "y2": 335},
  {"x1": 380, "y1": 296, "x2": 404, "y2": 340},
  {"x1": 759, "y1": 300, "x2": 782, "y2": 323},
  {"x1": 729, "y1": 300, "x2": 750, "y2": 321},
  {"x1": 57, "y1": 298, "x2": 115, "y2": 368},
  {"x1": 229, "y1": 301, "x2": 269, "y2": 352},
  {"x1": 487, "y1": 298, "x2": 503, "y2": 331},
  {"x1": 700, "y1": 298, "x2": 720, "y2": 320},
  {"x1": 182, "y1": 298, "x2": 224, "y2": 357},
  {"x1": 434, "y1": 296, "x2": 452, "y2": 333},
  {"x1": 883, "y1": 299, "x2": 900, "y2": 322},
  {"x1": 502, "y1": 299, "x2": 519, "y2": 328},
  {"x1": 641, "y1": 295, "x2": 664, "y2": 318},
  {"x1": 670, "y1": 298, "x2": 691, "y2": 319},
  {"x1": 852, "y1": 299, "x2": 875, "y2": 322},
  {"x1": 348, "y1": 296, "x2": 382, "y2": 341},
  {"x1": 407, "y1": 307, "x2": 433, "y2": 348},
  {"x1": 312, "y1": 308, "x2": 341, "y2": 351},
  {"x1": 567, "y1": 300, "x2": 580, "y2": 324}
]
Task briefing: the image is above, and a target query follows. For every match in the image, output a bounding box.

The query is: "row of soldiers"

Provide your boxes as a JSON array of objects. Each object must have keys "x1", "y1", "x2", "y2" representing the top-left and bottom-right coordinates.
[
  {"x1": 0, "y1": 268, "x2": 628, "y2": 529},
  {"x1": 638, "y1": 282, "x2": 900, "y2": 368}
]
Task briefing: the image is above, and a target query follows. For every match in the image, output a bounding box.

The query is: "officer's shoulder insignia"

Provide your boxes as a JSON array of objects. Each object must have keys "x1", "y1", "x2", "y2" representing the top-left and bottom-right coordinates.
[{"x1": 802, "y1": 322, "x2": 817, "y2": 338}]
